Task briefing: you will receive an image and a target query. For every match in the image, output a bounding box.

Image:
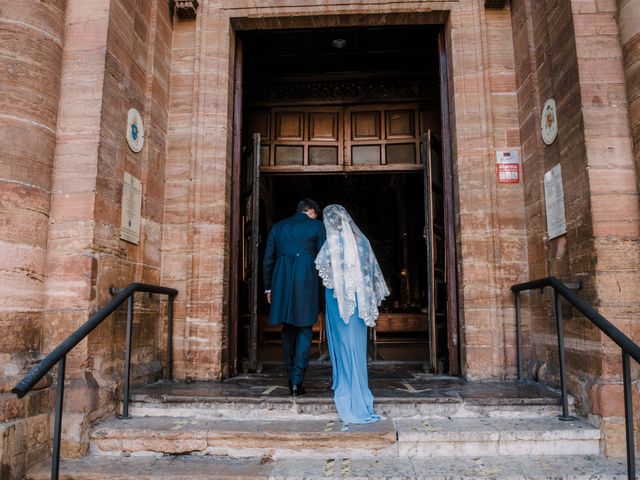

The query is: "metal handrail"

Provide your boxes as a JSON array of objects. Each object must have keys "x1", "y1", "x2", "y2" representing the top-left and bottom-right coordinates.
[
  {"x1": 12, "y1": 282, "x2": 178, "y2": 480},
  {"x1": 512, "y1": 276, "x2": 638, "y2": 480}
]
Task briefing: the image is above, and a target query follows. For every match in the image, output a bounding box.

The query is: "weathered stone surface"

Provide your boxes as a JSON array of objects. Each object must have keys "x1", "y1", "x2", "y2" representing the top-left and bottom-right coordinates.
[
  {"x1": 60, "y1": 413, "x2": 91, "y2": 459},
  {"x1": 0, "y1": 0, "x2": 66, "y2": 476},
  {"x1": 25, "y1": 414, "x2": 51, "y2": 468},
  {"x1": 91, "y1": 416, "x2": 397, "y2": 456},
  {"x1": 25, "y1": 452, "x2": 630, "y2": 479},
  {"x1": 13, "y1": 372, "x2": 626, "y2": 478},
  {"x1": 589, "y1": 383, "x2": 640, "y2": 417},
  {"x1": 598, "y1": 415, "x2": 640, "y2": 458},
  {"x1": 396, "y1": 417, "x2": 600, "y2": 457},
  {"x1": 0, "y1": 418, "x2": 27, "y2": 480}
]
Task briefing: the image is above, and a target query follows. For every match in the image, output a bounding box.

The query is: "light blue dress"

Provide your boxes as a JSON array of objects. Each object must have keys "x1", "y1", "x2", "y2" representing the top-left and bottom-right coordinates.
[{"x1": 325, "y1": 288, "x2": 380, "y2": 424}]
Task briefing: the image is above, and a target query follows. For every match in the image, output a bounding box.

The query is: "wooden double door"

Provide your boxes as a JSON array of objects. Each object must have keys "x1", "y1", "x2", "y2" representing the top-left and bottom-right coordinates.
[{"x1": 235, "y1": 123, "x2": 454, "y2": 374}]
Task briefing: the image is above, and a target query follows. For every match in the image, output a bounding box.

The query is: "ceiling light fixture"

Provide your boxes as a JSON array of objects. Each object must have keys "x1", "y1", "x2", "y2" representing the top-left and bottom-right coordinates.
[{"x1": 332, "y1": 38, "x2": 347, "y2": 49}]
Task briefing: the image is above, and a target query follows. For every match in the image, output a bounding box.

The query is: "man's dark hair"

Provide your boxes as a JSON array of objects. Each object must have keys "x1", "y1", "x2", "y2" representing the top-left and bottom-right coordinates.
[{"x1": 296, "y1": 198, "x2": 320, "y2": 214}]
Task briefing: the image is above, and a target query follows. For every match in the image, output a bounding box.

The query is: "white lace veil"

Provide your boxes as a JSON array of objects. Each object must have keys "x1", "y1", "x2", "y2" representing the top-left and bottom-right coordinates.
[{"x1": 315, "y1": 204, "x2": 390, "y2": 327}]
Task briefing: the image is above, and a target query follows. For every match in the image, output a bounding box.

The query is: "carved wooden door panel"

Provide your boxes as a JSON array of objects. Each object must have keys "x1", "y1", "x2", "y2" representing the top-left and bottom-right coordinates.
[
  {"x1": 252, "y1": 107, "x2": 344, "y2": 173},
  {"x1": 247, "y1": 104, "x2": 440, "y2": 173},
  {"x1": 345, "y1": 105, "x2": 422, "y2": 171}
]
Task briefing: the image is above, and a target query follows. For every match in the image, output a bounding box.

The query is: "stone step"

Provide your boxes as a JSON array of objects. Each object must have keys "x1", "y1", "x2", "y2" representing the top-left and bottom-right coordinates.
[
  {"x1": 90, "y1": 416, "x2": 398, "y2": 458},
  {"x1": 130, "y1": 374, "x2": 575, "y2": 420},
  {"x1": 396, "y1": 417, "x2": 601, "y2": 457},
  {"x1": 27, "y1": 453, "x2": 629, "y2": 479},
  {"x1": 129, "y1": 397, "x2": 567, "y2": 420},
  {"x1": 89, "y1": 416, "x2": 600, "y2": 458},
  {"x1": 129, "y1": 388, "x2": 570, "y2": 420}
]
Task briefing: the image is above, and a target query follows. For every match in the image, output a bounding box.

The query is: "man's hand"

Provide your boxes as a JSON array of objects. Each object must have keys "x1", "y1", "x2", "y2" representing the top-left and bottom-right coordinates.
[{"x1": 266, "y1": 292, "x2": 271, "y2": 304}]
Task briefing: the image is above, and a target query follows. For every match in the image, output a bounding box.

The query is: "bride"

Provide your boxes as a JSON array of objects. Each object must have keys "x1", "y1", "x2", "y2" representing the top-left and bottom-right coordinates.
[{"x1": 315, "y1": 204, "x2": 390, "y2": 424}]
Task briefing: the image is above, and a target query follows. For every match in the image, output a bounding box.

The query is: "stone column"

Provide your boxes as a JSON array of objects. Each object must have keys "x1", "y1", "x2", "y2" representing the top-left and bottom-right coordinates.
[
  {"x1": 618, "y1": 0, "x2": 640, "y2": 172},
  {"x1": 0, "y1": 1, "x2": 67, "y2": 477}
]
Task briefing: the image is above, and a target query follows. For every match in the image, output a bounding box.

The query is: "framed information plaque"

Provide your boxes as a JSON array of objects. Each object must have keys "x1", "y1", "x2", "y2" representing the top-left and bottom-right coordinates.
[{"x1": 120, "y1": 172, "x2": 142, "y2": 244}]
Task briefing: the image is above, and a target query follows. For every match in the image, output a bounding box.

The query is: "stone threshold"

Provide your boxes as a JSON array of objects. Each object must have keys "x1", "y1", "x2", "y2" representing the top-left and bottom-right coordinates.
[
  {"x1": 131, "y1": 366, "x2": 567, "y2": 406},
  {"x1": 130, "y1": 374, "x2": 570, "y2": 420}
]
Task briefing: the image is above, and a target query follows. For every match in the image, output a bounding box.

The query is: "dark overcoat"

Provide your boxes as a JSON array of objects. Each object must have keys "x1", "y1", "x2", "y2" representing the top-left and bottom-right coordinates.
[{"x1": 263, "y1": 213, "x2": 326, "y2": 327}]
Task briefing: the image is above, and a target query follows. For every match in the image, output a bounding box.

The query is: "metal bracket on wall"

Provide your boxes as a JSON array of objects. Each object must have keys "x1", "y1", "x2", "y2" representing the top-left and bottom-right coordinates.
[
  {"x1": 109, "y1": 287, "x2": 153, "y2": 299},
  {"x1": 539, "y1": 280, "x2": 583, "y2": 294},
  {"x1": 564, "y1": 281, "x2": 583, "y2": 291}
]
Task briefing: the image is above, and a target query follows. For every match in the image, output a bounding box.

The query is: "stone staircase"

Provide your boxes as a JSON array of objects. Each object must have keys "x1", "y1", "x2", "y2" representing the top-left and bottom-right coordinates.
[{"x1": 26, "y1": 372, "x2": 629, "y2": 479}]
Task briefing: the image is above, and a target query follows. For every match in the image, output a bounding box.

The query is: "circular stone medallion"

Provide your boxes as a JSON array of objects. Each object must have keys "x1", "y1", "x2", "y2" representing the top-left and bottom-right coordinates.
[
  {"x1": 126, "y1": 108, "x2": 145, "y2": 152},
  {"x1": 541, "y1": 98, "x2": 558, "y2": 145}
]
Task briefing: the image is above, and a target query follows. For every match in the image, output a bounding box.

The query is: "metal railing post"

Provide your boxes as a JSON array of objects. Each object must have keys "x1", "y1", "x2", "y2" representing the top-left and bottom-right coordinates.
[
  {"x1": 167, "y1": 295, "x2": 174, "y2": 381},
  {"x1": 51, "y1": 355, "x2": 66, "y2": 480},
  {"x1": 622, "y1": 352, "x2": 636, "y2": 480},
  {"x1": 121, "y1": 294, "x2": 134, "y2": 419},
  {"x1": 511, "y1": 277, "x2": 640, "y2": 478},
  {"x1": 554, "y1": 290, "x2": 574, "y2": 421},
  {"x1": 515, "y1": 291, "x2": 522, "y2": 381},
  {"x1": 11, "y1": 283, "x2": 178, "y2": 480}
]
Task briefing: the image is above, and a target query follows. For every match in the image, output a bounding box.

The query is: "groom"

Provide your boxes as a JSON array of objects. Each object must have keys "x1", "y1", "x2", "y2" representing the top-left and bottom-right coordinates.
[{"x1": 263, "y1": 198, "x2": 326, "y2": 396}]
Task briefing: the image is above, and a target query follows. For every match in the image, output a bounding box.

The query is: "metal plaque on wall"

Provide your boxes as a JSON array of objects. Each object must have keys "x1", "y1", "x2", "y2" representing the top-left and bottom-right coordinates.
[
  {"x1": 120, "y1": 172, "x2": 142, "y2": 244},
  {"x1": 544, "y1": 164, "x2": 567, "y2": 240}
]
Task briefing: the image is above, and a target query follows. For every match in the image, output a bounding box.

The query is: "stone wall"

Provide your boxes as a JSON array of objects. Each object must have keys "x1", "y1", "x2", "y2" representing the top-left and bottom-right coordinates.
[
  {"x1": 618, "y1": 0, "x2": 640, "y2": 177},
  {"x1": 1, "y1": 0, "x2": 173, "y2": 475},
  {"x1": 0, "y1": 1, "x2": 66, "y2": 477},
  {"x1": 46, "y1": 0, "x2": 173, "y2": 458},
  {"x1": 511, "y1": 0, "x2": 640, "y2": 456},
  {"x1": 453, "y1": 4, "x2": 527, "y2": 379},
  {"x1": 510, "y1": 0, "x2": 594, "y2": 382},
  {"x1": 574, "y1": 0, "x2": 640, "y2": 456},
  {"x1": 162, "y1": 10, "x2": 231, "y2": 381}
]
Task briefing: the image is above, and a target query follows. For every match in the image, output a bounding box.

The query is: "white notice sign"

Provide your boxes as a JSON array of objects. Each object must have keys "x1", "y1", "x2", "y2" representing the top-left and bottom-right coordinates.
[
  {"x1": 120, "y1": 172, "x2": 142, "y2": 244},
  {"x1": 543, "y1": 164, "x2": 567, "y2": 240}
]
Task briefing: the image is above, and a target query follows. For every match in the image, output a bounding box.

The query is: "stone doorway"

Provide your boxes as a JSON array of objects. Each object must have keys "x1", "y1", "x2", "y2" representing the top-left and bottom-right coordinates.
[{"x1": 229, "y1": 24, "x2": 458, "y2": 377}]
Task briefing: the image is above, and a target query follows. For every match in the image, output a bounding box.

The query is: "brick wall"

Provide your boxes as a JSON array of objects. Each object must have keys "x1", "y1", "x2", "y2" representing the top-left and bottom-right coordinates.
[{"x1": 50, "y1": 0, "x2": 172, "y2": 457}]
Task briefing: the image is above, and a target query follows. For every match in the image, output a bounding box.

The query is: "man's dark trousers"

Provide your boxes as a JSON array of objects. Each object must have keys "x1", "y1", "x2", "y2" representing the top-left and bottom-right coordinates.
[{"x1": 281, "y1": 323, "x2": 313, "y2": 387}]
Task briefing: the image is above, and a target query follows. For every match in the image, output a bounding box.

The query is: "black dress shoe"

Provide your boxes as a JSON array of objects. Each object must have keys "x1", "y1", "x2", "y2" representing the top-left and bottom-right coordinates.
[{"x1": 291, "y1": 384, "x2": 306, "y2": 396}]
